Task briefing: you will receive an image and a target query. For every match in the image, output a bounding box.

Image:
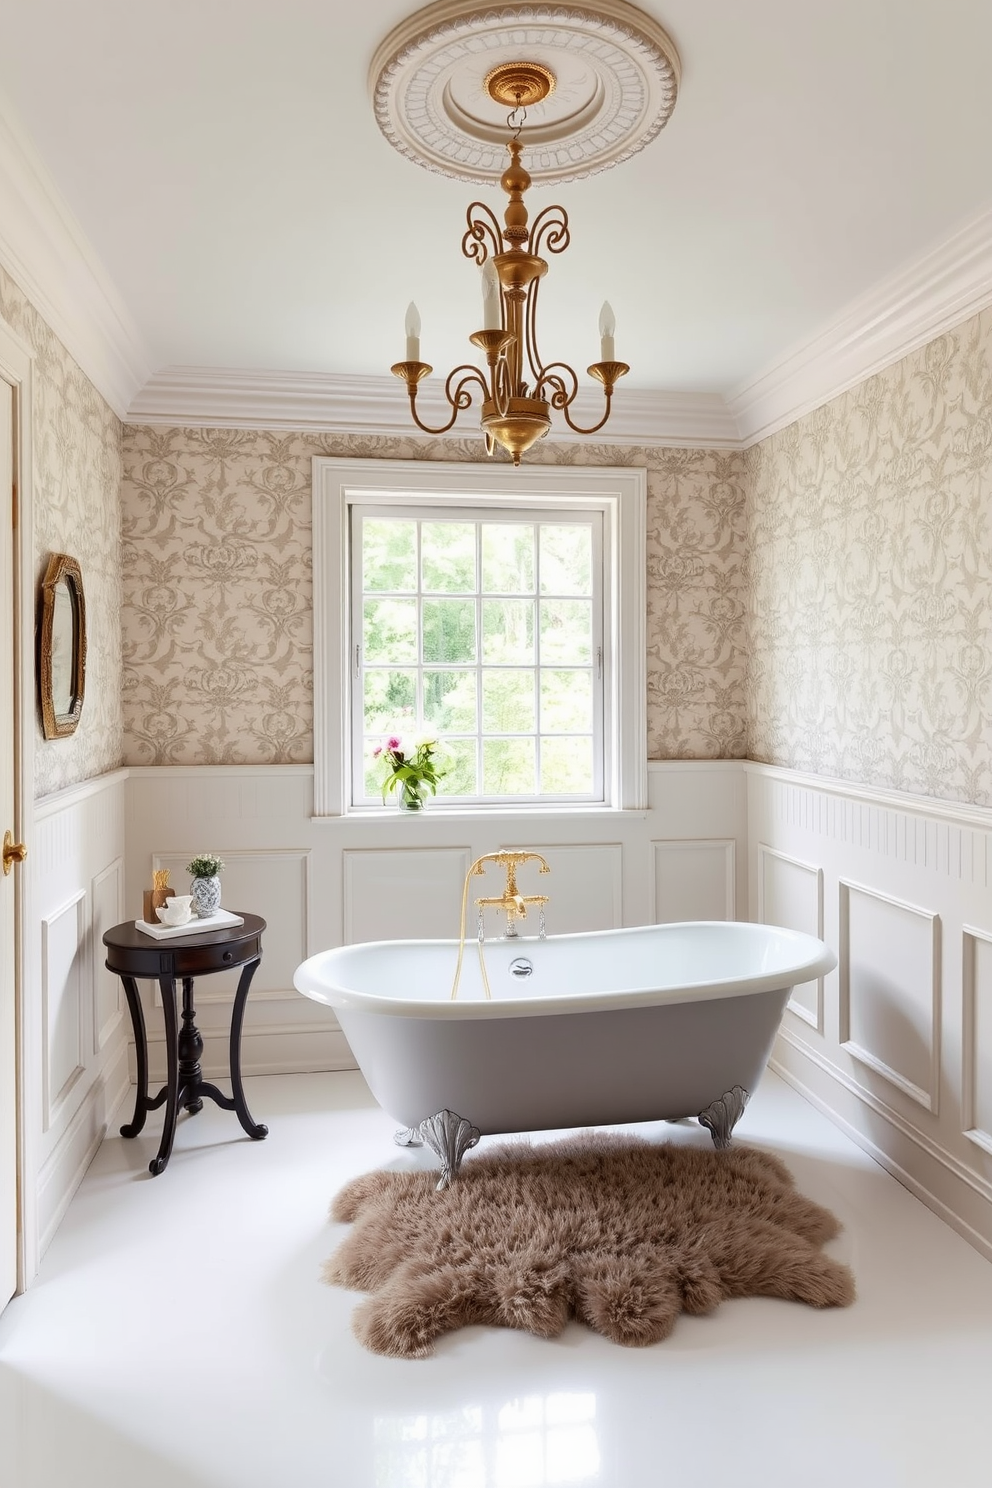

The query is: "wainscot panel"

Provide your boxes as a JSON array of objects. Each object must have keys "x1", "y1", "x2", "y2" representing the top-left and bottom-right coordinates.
[
  {"x1": 758, "y1": 845, "x2": 824, "y2": 1031},
  {"x1": 747, "y1": 761, "x2": 992, "y2": 1260},
  {"x1": 30, "y1": 771, "x2": 130, "y2": 1263},
  {"x1": 652, "y1": 839, "x2": 735, "y2": 924},
  {"x1": 962, "y1": 928, "x2": 992, "y2": 1157}
]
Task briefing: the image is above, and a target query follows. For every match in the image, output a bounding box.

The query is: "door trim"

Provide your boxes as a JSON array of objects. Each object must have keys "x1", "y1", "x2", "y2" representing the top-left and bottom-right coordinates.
[{"x1": 0, "y1": 314, "x2": 37, "y2": 1288}]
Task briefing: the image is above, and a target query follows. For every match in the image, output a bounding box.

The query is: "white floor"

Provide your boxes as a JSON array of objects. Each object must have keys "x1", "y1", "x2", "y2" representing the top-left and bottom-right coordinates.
[{"x1": 2, "y1": 1070, "x2": 992, "y2": 1488}]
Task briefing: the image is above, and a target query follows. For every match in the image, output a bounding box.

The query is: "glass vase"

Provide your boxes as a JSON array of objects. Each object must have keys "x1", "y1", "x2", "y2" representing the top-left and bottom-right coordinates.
[{"x1": 397, "y1": 778, "x2": 427, "y2": 812}]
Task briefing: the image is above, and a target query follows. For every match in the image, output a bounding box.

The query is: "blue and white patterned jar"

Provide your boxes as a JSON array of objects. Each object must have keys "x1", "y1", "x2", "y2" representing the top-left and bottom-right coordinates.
[{"x1": 191, "y1": 875, "x2": 221, "y2": 918}]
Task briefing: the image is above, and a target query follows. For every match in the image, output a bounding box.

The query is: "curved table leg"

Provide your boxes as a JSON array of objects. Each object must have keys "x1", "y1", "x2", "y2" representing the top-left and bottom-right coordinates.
[
  {"x1": 149, "y1": 976, "x2": 181, "y2": 1176},
  {"x1": 119, "y1": 975, "x2": 150, "y2": 1138},
  {"x1": 227, "y1": 958, "x2": 267, "y2": 1139}
]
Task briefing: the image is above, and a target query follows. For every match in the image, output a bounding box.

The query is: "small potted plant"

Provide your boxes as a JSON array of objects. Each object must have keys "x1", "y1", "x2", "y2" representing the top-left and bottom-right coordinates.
[
  {"x1": 186, "y1": 852, "x2": 225, "y2": 918},
  {"x1": 375, "y1": 733, "x2": 443, "y2": 811}
]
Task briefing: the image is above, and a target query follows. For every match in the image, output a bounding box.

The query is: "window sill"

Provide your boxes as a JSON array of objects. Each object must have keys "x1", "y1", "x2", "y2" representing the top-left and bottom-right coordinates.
[{"x1": 312, "y1": 803, "x2": 649, "y2": 823}]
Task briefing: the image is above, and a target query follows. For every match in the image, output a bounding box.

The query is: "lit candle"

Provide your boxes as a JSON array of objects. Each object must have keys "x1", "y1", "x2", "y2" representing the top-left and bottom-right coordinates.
[
  {"x1": 405, "y1": 302, "x2": 421, "y2": 362},
  {"x1": 599, "y1": 301, "x2": 616, "y2": 362},
  {"x1": 481, "y1": 259, "x2": 502, "y2": 331}
]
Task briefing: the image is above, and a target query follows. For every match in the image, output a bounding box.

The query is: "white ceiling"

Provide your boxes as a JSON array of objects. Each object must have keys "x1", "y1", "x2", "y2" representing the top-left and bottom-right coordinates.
[{"x1": 1, "y1": 0, "x2": 992, "y2": 415}]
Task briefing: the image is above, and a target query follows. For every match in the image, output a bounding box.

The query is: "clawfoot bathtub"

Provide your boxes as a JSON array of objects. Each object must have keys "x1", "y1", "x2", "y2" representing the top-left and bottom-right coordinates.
[{"x1": 294, "y1": 921, "x2": 836, "y2": 1187}]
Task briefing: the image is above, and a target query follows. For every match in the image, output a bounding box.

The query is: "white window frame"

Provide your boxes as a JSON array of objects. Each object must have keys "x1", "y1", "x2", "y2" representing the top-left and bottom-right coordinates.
[
  {"x1": 313, "y1": 456, "x2": 647, "y2": 817},
  {"x1": 351, "y1": 500, "x2": 606, "y2": 806}
]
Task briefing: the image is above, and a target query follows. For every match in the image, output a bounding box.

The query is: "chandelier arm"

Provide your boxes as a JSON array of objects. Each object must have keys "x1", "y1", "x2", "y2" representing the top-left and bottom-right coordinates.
[
  {"x1": 534, "y1": 362, "x2": 578, "y2": 409},
  {"x1": 405, "y1": 365, "x2": 490, "y2": 436},
  {"x1": 557, "y1": 392, "x2": 616, "y2": 436},
  {"x1": 528, "y1": 204, "x2": 570, "y2": 261},
  {"x1": 462, "y1": 202, "x2": 504, "y2": 267}
]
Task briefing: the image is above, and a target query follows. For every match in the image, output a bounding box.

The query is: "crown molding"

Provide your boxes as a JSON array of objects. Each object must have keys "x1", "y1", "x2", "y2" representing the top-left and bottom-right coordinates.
[
  {"x1": 728, "y1": 205, "x2": 992, "y2": 446},
  {"x1": 126, "y1": 366, "x2": 742, "y2": 449},
  {"x1": 129, "y1": 205, "x2": 992, "y2": 451},
  {"x1": 0, "y1": 99, "x2": 151, "y2": 419}
]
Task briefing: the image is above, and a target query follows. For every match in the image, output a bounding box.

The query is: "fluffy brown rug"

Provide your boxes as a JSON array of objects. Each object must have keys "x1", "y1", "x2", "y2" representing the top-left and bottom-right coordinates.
[{"x1": 325, "y1": 1132, "x2": 855, "y2": 1358}]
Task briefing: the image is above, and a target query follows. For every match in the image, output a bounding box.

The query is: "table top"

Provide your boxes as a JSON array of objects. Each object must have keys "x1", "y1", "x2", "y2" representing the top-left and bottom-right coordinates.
[{"x1": 102, "y1": 913, "x2": 266, "y2": 975}]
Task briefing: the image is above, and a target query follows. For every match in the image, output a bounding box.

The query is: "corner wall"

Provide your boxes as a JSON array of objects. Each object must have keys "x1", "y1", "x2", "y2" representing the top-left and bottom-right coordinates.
[{"x1": 744, "y1": 304, "x2": 992, "y2": 1259}]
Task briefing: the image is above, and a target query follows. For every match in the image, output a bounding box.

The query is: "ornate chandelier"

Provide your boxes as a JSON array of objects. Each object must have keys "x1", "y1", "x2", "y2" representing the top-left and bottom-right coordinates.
[{"x1": 391, "y1": 62, "x2": 628, "y2": 467}]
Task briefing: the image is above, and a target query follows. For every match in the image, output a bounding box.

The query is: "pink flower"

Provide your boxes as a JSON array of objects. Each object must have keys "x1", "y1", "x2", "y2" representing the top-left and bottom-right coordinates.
[
  {"x1": 387, "y1": 736, "x2": 401, "y2": 752},
  {"x1": 372, "y1": 745, "x2": 382, "y2": 758}
]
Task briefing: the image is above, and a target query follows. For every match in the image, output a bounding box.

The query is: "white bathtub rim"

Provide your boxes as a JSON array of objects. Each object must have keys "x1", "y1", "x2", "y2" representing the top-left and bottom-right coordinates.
[{"x1": 294, "y1": 921, "x2": 837, "y2": 1022}]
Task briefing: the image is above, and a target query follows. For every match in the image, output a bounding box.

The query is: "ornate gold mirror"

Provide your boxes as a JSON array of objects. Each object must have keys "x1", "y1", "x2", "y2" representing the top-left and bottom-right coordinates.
[{"x1": 39, "y1": 552, "x2": 86, "y2": 739}]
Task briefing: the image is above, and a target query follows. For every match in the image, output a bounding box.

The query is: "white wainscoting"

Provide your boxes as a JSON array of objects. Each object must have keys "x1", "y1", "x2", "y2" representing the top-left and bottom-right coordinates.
[
  {"x1": 757, "y1": 844, "x2": 824, "y2": 1031},
  {"x1": 33, "y1": 759, "x2": 992, "y2": 1268},
  {"x1": 126, "y1": 761, "x2": 748, "y2": 1081},
  {"x1": 29, "y1": 770, "x2": 129, "y2": 1265},
  {"x1": 652, "y1": 838, "x2": 736, "y2": 924},
  {"x1": 747, "y1": 762, "x2": 992, "y2": 1259}
]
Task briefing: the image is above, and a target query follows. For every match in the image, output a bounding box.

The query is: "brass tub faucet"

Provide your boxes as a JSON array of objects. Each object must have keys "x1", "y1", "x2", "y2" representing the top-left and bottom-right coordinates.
[
  {"x1": 451, "y1": 851, "x2": 551, "y2": 1000},
  {"x1": 473, "y1": 850, "x2": 550, "y2": 937}
]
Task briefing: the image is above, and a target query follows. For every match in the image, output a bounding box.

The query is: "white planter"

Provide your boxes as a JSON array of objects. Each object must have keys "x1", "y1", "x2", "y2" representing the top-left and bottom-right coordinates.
[{"x1": 191, "y1": 875, "x2": 221, "y2": 917}]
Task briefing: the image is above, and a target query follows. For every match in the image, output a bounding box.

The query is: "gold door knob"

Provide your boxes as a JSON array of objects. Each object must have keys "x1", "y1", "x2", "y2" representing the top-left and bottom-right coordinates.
[{"x1": 2, "y1": 830, "x2": 27, "y2": 876}]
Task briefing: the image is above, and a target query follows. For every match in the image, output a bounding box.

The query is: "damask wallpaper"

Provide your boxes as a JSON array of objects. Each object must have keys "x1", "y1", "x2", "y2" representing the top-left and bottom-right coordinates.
[
  {"x1": 10, "y1": 260, "x2": 987, "y2": 800},
  {"x1": 120, "y1": 429, "x2": 748, "y2": 765},
  {"x1": 0, "y1": 266, "x2": 123, "y2": 798},
  {"x1": 745, "y1": 306, "x2": 992, "y2": 806}
]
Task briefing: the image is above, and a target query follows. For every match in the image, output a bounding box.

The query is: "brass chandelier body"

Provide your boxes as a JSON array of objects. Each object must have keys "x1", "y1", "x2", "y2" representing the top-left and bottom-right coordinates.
[{"x1": 391, "y1": 63, "x2": 629, "y2": 466}]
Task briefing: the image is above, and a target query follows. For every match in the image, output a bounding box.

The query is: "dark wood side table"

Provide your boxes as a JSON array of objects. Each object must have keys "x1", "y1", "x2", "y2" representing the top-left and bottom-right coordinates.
[{"x1": 103, "y1": 913, "x2": 268, "y2": 1176}]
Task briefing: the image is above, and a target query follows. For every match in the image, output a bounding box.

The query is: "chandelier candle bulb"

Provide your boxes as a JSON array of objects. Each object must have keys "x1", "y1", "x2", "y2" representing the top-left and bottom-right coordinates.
[
  {"x1": 405, "y1": 302, "x2": 421, "y2": 361},
  {"x1": 599, "y1": 301, "x2": 616, "y2": 362},
  {"x1": 481, "y1": 259, "x2": 501, "y2": 330}
]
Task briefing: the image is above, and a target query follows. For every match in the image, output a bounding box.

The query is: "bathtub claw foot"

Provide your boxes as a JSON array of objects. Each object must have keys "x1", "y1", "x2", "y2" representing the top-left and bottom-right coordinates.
[
  {"x1": 698, "y1": 1085, "x2": 749, "y2": 1150},
  {"x1": 393, "y1": 1127, "x2": 423, "y2": 1147},
  {"x1": 418, "y1": 1108, "x2": 481, "y2": 1190}
]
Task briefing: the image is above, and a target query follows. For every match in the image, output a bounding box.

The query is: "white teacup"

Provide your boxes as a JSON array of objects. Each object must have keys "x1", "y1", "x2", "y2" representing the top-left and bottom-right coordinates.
[{"x1": 156, "y1": 895, "x2": 195, "y2": 927}]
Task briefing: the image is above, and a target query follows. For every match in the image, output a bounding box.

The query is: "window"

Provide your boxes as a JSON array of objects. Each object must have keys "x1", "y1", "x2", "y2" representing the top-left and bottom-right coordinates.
[
  {"x1": 355, "y1": 506, "x2": 602, "y2": 803},
  {"x1": 313, "y1": 458, "x2": 646, "y2": 815}
]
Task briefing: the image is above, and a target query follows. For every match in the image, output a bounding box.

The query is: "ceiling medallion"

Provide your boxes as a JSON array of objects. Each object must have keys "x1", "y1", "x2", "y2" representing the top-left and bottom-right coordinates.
[{"x1": 369, "y1": 0, "x2": 681, "y2": 185}]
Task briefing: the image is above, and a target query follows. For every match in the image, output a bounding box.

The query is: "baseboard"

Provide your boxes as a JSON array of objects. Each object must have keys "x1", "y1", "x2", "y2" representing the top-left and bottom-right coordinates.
[
  {"x1": 770, "y1": 1042, "x2": 992, "y2": 1264},
  {"x1": 36, "y1": 1042, "x2": 132, "y2": 1259}
]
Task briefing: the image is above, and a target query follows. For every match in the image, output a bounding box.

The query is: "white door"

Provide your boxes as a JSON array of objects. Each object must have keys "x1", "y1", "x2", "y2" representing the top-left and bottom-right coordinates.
[{"x1": 1, "y1": 377, "x2": 18, "y2": 1311}]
